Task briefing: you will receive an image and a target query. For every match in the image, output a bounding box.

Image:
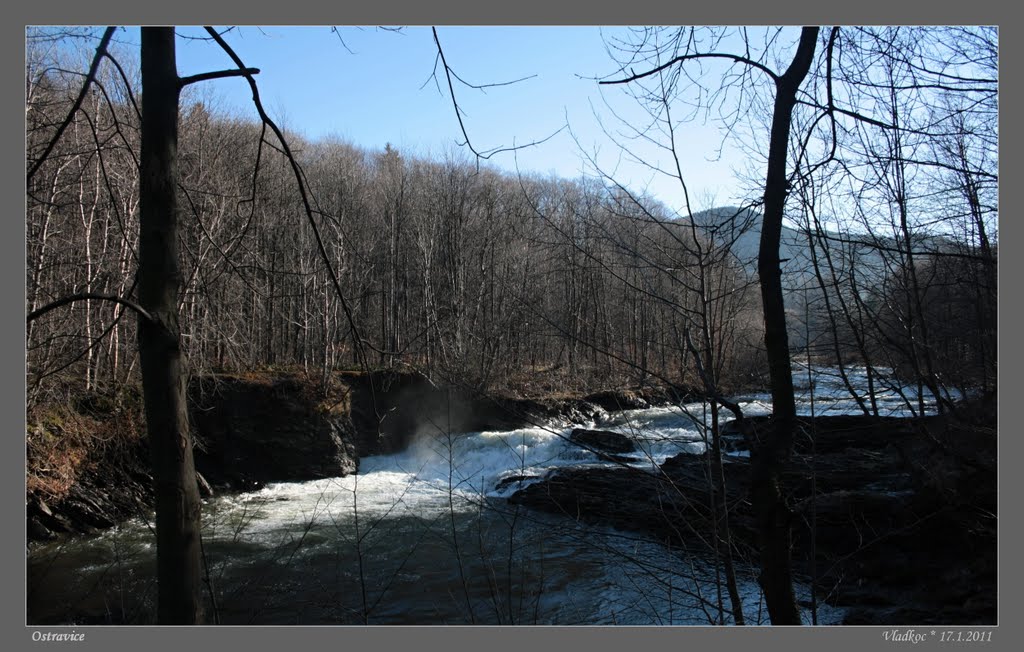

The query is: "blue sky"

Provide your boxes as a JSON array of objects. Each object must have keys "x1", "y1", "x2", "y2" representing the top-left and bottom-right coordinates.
[{"x1": 108, "y1": 26, "x2": 759, "y2": 212}]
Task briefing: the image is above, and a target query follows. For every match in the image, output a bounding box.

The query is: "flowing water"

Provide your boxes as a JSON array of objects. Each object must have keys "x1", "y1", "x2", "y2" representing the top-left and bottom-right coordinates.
[{"x1": 28, "y1": 366, "x2": 945, "y2": 625}]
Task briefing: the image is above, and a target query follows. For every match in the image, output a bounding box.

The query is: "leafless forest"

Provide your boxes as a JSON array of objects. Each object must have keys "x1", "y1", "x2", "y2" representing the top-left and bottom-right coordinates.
[{"x1": 26, "y1": 26, "x2": 996, "y2": 626}]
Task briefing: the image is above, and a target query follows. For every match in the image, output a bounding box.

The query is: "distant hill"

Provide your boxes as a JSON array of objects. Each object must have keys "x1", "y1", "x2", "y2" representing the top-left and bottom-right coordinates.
[
  {"x1": 689, "y1": 206, "x2": 844, "y2": 296},
  {"x1": 688, "y1": 206, "x2": 960, "y2": 348},
  {"x1": 690, "y1": 205, "x2": 954, "y2": 291}
]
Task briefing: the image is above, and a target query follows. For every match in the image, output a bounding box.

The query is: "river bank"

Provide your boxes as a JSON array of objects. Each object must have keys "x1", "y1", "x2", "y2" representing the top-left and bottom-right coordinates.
[
  {"x1": 26, "y1": 369, "x2": 682, "y2": 545},
  {"x1": 26, "y1": 370, "x2": 995, "y2": 626},
  {"x1": 508, "y1": 399, "x2": 997, "y2": 625}
]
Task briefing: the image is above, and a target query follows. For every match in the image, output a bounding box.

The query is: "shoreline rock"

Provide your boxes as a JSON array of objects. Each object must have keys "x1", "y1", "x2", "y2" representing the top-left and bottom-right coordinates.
[
  {"x1": 26, "y1": 371, "x2": 681, "y2": 546},
  {"x1": 190, "y1": 374, "x2": 358, "y2": 489},
  {"x1": 568, "y1": 428, "x2": 638, "y2": 463},
  {"x1": 27, "y1": 439, "x2": 155, "y2": 543},
  {"x1": 25, "y1": 377, "x2": 996, "y2": 626},
  {"x1": 509, "y1": 410, "x2": 996, "y2": 625}
]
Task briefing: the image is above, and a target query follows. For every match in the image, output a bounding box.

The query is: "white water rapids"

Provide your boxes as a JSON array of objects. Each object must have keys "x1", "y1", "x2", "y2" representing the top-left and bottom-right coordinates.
[{"x1": 28, "y1": 366, "x2": 946, "y2": 625}]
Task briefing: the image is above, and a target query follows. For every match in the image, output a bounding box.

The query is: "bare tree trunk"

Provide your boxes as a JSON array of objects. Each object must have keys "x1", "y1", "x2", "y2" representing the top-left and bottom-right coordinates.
[
  {"x1": 138, "y1": 26, "x2": 204, "y2": 625},
  {"x1": 751, "y1": 25, "x2": 819, "y2": 627}
]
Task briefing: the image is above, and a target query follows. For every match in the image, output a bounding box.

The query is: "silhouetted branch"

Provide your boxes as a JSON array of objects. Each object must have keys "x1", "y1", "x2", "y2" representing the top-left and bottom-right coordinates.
[
  {"x1": 204, "y1": 26, "x2": 370, "y2": 369},
  {"x1": 600, "y1": 52, "x2": 780, "y2": 86},
  {"x1": 27, "y1": 27, "x2": 116, "y2": 184},
  {"x1": 27, "y1": 293, "x2": 155, "y2": 325},
  {"x1": 431, "y1": 27, "x2": 566, "y2": 163},
  {"x1": 101, "y1": 50, "x2": 142, "y2": 121},
  {"x1": 179, "y1": 67, "x2": 260, "y2": 88}
]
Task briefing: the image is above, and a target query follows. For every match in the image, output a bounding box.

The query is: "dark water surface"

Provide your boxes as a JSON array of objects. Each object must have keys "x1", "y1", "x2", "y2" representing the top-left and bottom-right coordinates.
[{"x1": 30, "y1": 366, "x2": 935, "y2": 625}]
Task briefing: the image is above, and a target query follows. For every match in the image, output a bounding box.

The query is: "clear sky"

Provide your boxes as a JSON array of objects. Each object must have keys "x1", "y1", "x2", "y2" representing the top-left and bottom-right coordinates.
[{"x1": 105, "y1": 26, "x2": 759, "y2": 213}]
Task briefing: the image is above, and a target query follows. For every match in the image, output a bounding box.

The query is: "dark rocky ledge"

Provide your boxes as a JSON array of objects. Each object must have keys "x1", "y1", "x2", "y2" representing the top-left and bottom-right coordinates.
[
  {"x1": 509, "y1": 406, "x2": 996, "y2": 626},
  {"x1": 26, "y1": 371, "x2": 678, "y2": 544}
]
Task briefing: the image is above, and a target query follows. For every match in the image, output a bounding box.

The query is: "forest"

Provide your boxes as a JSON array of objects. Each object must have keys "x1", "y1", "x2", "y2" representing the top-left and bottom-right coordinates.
[{"x1": 25, "y1": 26, "x2": 997, "y2": 627}]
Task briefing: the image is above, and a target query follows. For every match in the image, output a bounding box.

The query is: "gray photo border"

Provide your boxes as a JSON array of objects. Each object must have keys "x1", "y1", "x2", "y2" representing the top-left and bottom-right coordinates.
[{"x1": 4, "y1": 1, "x2": 1017, "y2": 651}]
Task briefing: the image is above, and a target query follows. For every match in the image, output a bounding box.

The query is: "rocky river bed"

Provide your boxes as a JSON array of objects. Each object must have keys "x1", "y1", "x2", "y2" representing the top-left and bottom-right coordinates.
[{"x1": 509, "y1": 404, "x2": 997, "y2": 625}]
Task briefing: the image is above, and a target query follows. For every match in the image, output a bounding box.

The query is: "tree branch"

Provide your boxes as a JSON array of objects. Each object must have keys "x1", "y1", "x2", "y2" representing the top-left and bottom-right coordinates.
[
  {"x1": 600, "y1": 52, "x2": 780, "y2": 86},
  {"x1": 179, "y1": 67, "x2": 260, "y2": 88},
  {"x1": 27, "y1": 293, "x2": 156, "y2": 325},
  {"x1": 27, "y1": 27, "x2": 116, "y2": 184},
  {"x1": 203, "y1": 25, "x2": 371, "y2": 370},
  {"x1": 683, "y1": 328, "x2": 745, "y2": 422},
  {"x1": 432, "y1": 26, "x2": 564, "y2": 162}
]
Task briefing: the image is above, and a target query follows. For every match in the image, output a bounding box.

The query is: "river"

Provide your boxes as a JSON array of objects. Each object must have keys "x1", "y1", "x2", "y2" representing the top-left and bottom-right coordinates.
[{"x1": 28, "y1": 366, "x2": 944, "y2": 625}]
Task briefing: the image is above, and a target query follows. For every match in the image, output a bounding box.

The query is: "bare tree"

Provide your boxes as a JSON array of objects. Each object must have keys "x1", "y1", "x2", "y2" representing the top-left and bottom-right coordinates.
[
  {"x1": 136, "y1": 27, "x2": 204, "y2": 623},
  {"x1": 601, "y1": 25, "x2": 821, "y2": 625}
]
